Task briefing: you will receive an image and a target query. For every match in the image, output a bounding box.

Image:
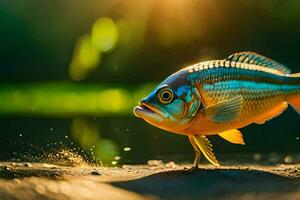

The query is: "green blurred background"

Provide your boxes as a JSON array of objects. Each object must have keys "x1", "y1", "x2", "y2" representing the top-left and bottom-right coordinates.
[{"x1": 0, "y1": 0, "x2": 299, "y2": 165}]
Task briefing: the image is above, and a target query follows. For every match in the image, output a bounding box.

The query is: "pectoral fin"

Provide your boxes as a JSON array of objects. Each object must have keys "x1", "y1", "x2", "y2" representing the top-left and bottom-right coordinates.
[
  {"x1": 204, "y1": 95, "x2": 243, "y2": 123},
  {"x1": 219, "y1": 129, "x2": 245, "y2": 145},
  {"x1": 191, "y1": 135, "x2": 220, "y2": 166}
]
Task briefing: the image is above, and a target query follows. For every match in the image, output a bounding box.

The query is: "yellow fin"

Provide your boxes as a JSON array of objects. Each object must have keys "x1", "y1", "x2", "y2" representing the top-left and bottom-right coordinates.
[
  {"x1": 204, "y1": 95, "x2": 243, "y2": 123},
  {"x1": 192, "y1": 135, "x2": 220, "y2": 166},
  {"x1": 255, "y1": 102, "x2": 288, "y2": 124},
  {"x1": 219, "y1": 129, "x2": 245, "y2": 145}
]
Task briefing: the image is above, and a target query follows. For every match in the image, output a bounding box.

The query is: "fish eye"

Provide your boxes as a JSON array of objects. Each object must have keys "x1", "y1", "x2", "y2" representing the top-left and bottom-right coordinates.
[{"x1": 158, "y1": 88, "x2": 174, "y2": 104}]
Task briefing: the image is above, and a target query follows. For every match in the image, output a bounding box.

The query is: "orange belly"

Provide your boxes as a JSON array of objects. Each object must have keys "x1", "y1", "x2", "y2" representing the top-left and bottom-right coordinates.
[{"x1": 183, "y1": 95, "x2": 287, "y2": 135}]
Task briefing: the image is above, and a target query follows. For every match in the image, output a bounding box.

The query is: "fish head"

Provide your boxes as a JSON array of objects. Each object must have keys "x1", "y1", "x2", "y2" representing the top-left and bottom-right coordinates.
[{"x1": 133, "y1": 72, "x2": 201, "y2": 133}]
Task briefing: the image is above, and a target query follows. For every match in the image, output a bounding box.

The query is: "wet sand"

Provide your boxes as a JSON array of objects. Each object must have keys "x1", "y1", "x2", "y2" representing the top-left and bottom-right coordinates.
[{"x1": 0, "y1": 162, "x2": 299, "y2": 200}]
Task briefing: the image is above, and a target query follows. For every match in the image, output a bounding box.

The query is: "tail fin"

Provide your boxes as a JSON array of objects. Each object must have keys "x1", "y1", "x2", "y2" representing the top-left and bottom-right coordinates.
[
  {"x1": 289, "y1": 97, "x2": 300, "y2": 114},
  {"x1": 287, "y1": 72, "x2": 300, "y2": 114}
]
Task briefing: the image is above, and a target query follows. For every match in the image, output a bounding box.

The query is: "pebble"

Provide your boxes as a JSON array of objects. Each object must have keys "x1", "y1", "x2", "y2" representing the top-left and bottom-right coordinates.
[
  {"x1": 165, "y1": 161, "x2": 176, "y2": 168},
  {"x1": 147, "y1": 160, "x2": 163, "y2": 166},
  {"x1": 122, "y1": 165, "x2": 132, "y2": 169},
  {"x1": 23, "y1": 163, "x2": 33, "y2": 167},
  {"x1": 42, "y1": 164, "x2": 57, "y2": 168},
  {"x1": 13, "y1": 178, "x2": 21, "y2": 184},
  {"x1": 91, "y1": 171, "x2": 101, "y2": 176},
  {"x1": 11, "y1": 163, "x2": 23, "y2": 167}
]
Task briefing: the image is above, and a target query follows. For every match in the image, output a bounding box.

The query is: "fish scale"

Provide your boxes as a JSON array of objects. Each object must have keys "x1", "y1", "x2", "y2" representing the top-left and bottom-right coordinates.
[{"x1": 184, "y1": 61, "x2": 300, "y2": 135}]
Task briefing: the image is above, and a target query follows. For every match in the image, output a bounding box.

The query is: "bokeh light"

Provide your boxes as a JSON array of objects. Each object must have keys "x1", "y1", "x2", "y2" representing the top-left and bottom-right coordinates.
[
  {"x1": 69, "y1": 17, "x2": 119, "y2": 81},
  {"x1": 69, "y1": 35, "x2": 101, "y2": 81},
  {"x1": 95, "y1": 139, "x2": 119, "y2": 164},
  {"x1": 71, "y1": 118, "x2": 100, "y2": 149},
  {"x1": 92, "y1": 17, "x2": 119, "y2": 52},
  {"x1": 71, "y1": 118, "x2": 119, "y2": 164}
]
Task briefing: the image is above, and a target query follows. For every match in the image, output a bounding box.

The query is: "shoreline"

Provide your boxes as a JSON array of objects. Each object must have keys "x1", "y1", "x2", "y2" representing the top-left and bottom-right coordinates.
[{"x1": 0, "y1": 162, "x2": 299, "y2": 200}]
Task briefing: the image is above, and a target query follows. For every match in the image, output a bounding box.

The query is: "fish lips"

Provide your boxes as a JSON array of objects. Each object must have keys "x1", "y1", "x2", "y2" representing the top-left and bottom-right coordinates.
[{"x1": 133, "y1": 103, "x2": 164, "y2": 123}]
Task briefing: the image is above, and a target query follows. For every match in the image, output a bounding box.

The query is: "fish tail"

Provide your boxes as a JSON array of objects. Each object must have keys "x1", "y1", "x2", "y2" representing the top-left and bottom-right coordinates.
[
  {"x1": 289, "y1": 97, "x2": 300, "y2": 114},
  {"x1": 287, "y1": 72, "x2": 300, "y2": 114}
]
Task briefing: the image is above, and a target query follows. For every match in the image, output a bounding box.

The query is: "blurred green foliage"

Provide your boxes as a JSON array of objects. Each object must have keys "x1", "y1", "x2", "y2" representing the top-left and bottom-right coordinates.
[
  {"x1": 0, "y1": 83, "x2": 155, "y2": 116},
  {"x1": 1, "y1": 0, "x2": 300, "y2": 82}
]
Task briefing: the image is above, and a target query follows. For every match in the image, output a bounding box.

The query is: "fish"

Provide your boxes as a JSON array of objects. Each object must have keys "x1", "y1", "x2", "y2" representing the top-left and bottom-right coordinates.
[{"x1": 133, "y1": 52, "x2": 300, "y2": 168}]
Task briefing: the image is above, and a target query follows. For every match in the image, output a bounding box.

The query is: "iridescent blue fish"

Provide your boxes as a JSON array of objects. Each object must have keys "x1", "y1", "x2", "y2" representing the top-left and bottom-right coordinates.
[{"x1": 134, "y1": 52, "x2": 300, "y2": 168}]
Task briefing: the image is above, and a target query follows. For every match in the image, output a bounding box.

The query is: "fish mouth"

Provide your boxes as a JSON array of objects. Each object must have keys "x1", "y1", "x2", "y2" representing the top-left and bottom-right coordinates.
[{"x1": 133, "y1": 102, "x2": 164, "y2": 122}]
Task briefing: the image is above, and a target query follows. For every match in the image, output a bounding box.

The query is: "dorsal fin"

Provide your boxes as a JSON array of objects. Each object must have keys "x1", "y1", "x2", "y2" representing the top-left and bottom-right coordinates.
[{"x1": 226, "y1": 52, "x2": 291, "y2": 74}]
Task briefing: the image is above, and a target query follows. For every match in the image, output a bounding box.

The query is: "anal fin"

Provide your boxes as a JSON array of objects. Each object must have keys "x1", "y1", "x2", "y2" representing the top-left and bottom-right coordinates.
[
  {"x1": 219, "y1": 129, "x2": 245, "y2": 145},
  {"x1": 191, "y1": 135, "x2": 219, "y2": 166},
  {"x1": 255, "y1": 102, "x2": 288, "y2": 124}
]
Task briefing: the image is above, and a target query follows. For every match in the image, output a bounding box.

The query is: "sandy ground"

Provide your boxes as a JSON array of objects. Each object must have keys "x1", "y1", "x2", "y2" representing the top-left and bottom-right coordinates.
[{"x1": 0, "y1": 162, "x2": 300, "y2": 200}]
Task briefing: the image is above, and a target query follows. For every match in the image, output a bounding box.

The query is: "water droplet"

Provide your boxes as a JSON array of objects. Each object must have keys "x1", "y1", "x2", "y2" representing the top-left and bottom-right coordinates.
[
  {"x1": 253, "y1": 153, "x2": 261, "y2": 161},
  {"x1": 115, "y1": 156, "x2": 121, "y2": 161},
  {"x1": 123, "y1": 147, "x2": 131, "y2": 152},
  {"x1": 284, "y1": 155, "x2": 293, "y2": 164},
  {"x1": 111, "y1": 161, "x2": 118, "y2": 165}
]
